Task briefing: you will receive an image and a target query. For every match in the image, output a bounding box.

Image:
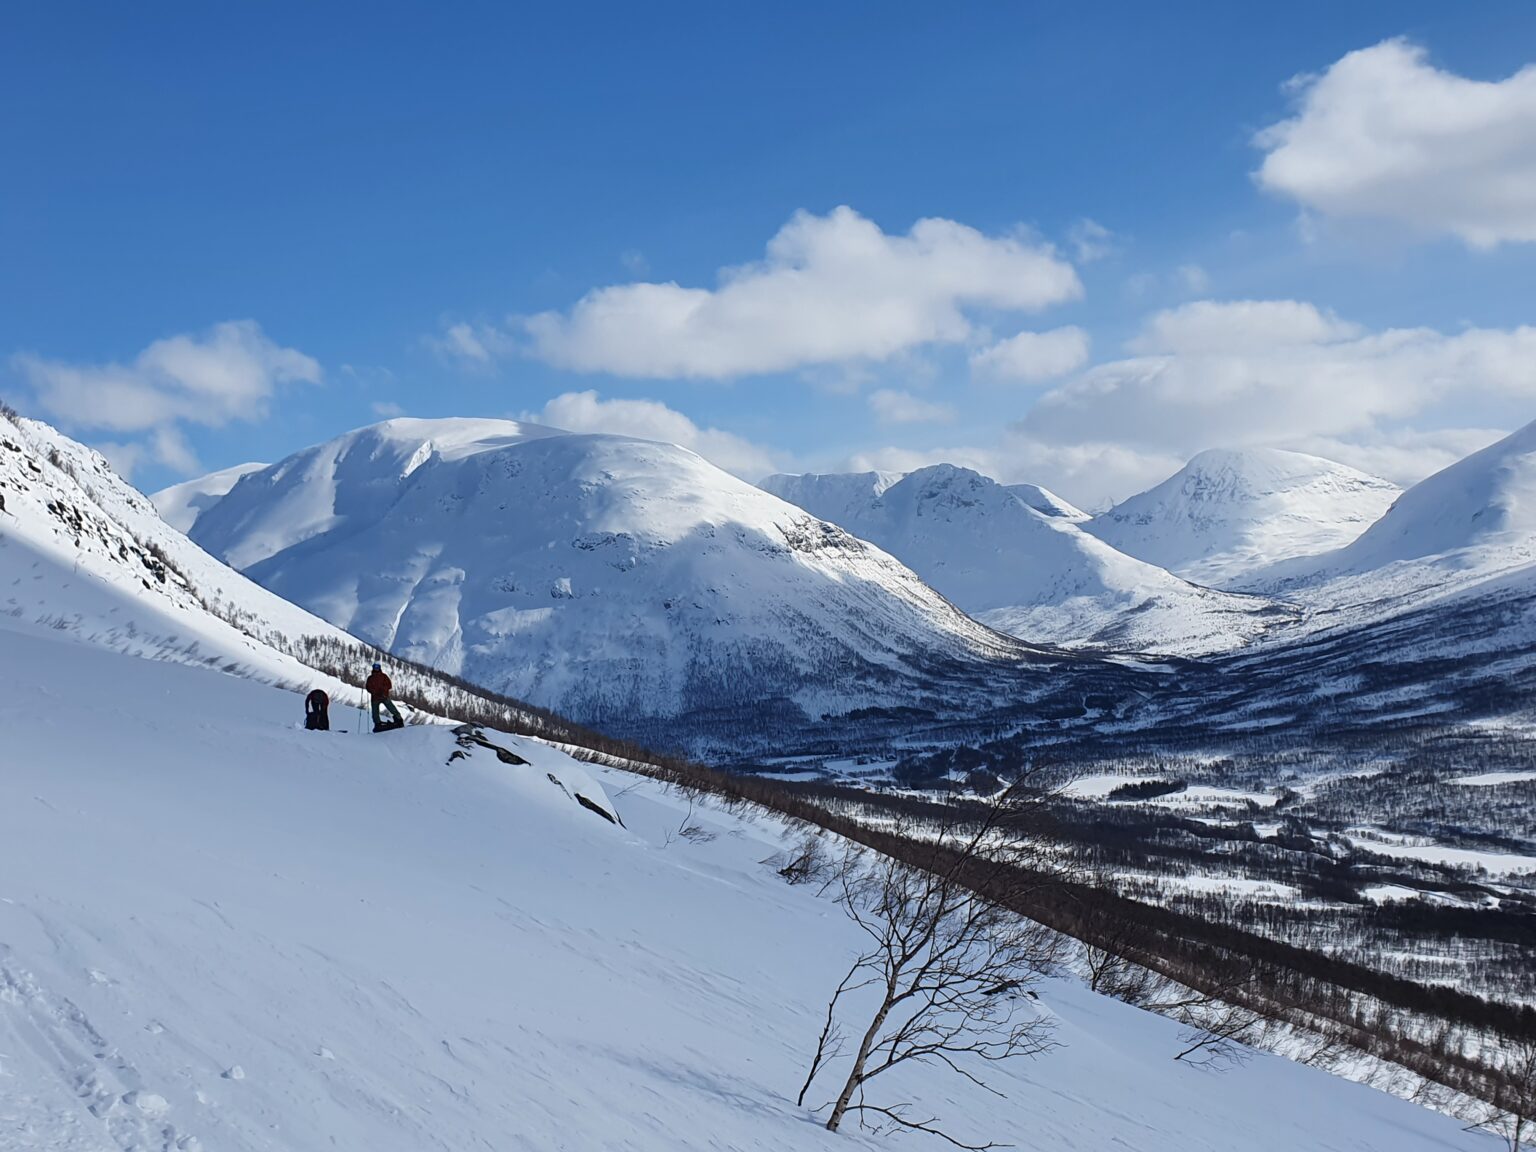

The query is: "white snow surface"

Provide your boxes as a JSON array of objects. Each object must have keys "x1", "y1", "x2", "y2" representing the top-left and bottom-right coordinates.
[
  {"x1": 1229, "y1": 420, "x2": 1536, "y2": 653},
  {"x1": 0, "y1": 617, "x2": 1500, "y2": 1152},
  {"x1": 1003, "y1": 481, "x2": 1090, "y2": 521},
  {"x1": 175, "y1": 419, "x2": 1034, "y2": 725},
  {"x1": 1085, "y1": 447, "x2": 1401, "y2": 588},
  {"x1": 0, "y1": 411, "x2": 359, "y2": 689},
  {"x1": 151, "y1": 463, "x2": 267, "y2": 534},
  {"x1": 1250, "y1": 419, "x2": 1536, "y2": 612},
  {"x1": 764, "y1": 463, "x2": 1287, "y2": 655}
]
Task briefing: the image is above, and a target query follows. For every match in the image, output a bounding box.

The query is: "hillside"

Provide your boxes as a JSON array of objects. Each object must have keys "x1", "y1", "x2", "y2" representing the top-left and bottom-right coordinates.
[
  {"x1": 1085, "y1": 448, "x2": 1401, "y2": 588},
  {"x1": 169, "y1": 419, "x2": 1091, "y2": 742},
  {"x1": 0, "y1": 611, "x2": 1500, "y2": 1152},
  {"x1": 764, "y1": 463, "x2": 1290, "y2": 655},
  {"x1": 1238, "y1": 421, "x2": 1536, "y2": 643},
  {"x1": 1289, "y1": 418, "x2": 1536, "y2": 581},
  {"x1": 152, "y1": 462, "x2": 267, "y2": 534},
  {"x1": 0, "y1": 407, "x2": 353, "y2": 687}
]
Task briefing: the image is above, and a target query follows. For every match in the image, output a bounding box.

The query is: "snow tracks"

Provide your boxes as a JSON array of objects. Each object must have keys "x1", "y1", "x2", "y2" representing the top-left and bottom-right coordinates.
[{"x1": 0, "y1": 950, "x2": 201, "y2": 1152}]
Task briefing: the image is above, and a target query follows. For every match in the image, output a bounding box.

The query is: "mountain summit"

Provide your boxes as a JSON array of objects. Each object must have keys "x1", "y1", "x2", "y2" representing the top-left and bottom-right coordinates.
[
  {"x1": 764, "y1": 463, "x2": 1288, "y2": 655},
  {"x1": 1085, "y1": 447, "x2": 1401, "y2": 588},
  {"x1": 168, "y1": 419, "x2": 1054, "y2": 743}
]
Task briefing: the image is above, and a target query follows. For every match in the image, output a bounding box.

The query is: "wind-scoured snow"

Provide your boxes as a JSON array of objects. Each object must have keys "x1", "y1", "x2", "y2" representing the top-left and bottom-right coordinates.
[
  {"x1": 173, "y1": 420, "x2": 1045, "y2": 732},
  {"x1": 765, "y1": 463, "x2": 1288, "y2": 655},
  {"x1": 1086, "y1": 447, "x2": 1401, "y2": 588},
  {"x1": 0, "y1": 615, "x2": 1499, "y2": 1152}
]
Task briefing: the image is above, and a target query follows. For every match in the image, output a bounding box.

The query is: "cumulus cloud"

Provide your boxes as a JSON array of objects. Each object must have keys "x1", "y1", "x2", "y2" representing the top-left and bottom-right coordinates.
[
  {"x1": 970, "y1": 326, "x2": 1090, "y2": 383},
  {"x1": 1291, "y1": 427, "x2": 1507, "y2": 487},
  {"x1": 847, "y1": 298, "x2": 1531, "y2": 509},
  {"x1": 1020, "y1": 298, "x2": 1536, "y2": 479},
  {"x1": 12, "y1": 321, "x2": 321, "y2": 476},
  {"x1": 1255, "y1": 39, "x2": 1536, "y2": 248},
  {"x1": 485, "y1": 207, "x2": 1081, "y2": 379},
  {"x1": 1126, "y1": 299, "x2": 1359, "y2": 355},
  {"x1": 867, "y1": 389, "x2": 957, "y2": 426},
  {"x1": 523, "y1": 390, "x2": 781, "y2": 479}
]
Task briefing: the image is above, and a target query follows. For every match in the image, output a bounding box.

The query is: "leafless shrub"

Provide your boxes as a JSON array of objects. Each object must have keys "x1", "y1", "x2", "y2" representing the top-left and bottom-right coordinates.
[{"x1": 797, "y1": 782, "x2": 1066, "y2": 1149}]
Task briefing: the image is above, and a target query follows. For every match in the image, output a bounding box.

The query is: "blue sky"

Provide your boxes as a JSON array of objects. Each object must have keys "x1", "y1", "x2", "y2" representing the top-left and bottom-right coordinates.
[{"x1": 5, "y1": 2, "x2": 1536, "y2": 505}]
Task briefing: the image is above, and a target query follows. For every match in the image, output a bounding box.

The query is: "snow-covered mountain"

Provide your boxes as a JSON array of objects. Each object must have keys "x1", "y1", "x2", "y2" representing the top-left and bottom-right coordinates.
[
  {"x1": 764, "y1": 463, "x2": 1290, "y2": 655},
  {"x1": 169, "y1": 419, "x2": 1067, "y2": 739},
  {"x1": 1085, "y1": 448, "x2": 1401, "y2": 588},
  {"x1": 1004, "y1": 481, "x2": 1089, "y2": 521},
  {"x1": 758, "y1": 469, "x2": 904, "y2": 527},
  {"x1": 1243, "y1": 419, "x2": 1536, "y2": 627},
  {"x1": 152, "y1": 461, "x2": 267, "y2": 533},
  {"x1": 1308, "y1": 418, "x2": 1536, "y2": 577},
  {"x1": 1, "y1": 605, "x2": 1491, "y2": 1152},
  {"x1": 0, "y1": 406, "x2": 351, "y2": 685}
]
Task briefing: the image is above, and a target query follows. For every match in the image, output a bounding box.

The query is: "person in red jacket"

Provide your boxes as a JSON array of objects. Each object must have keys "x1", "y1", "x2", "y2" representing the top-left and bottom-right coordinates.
[{"x1": 365, "y1": 662, "x2": 403, "y2": 731}]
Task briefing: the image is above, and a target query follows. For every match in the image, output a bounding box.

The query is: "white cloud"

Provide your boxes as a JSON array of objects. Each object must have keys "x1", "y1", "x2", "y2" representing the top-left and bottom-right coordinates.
[
  {"x1": 12, "y1": 321, "x2": 320, "y2": 477},
  {"x1": 499, "y1": 206, "x2": 1081, "y2": 379},
  {"x1": 1255, "y1": 39, "x2": 1536, "y2": 248},
  {"x1": 1067, "y1": 218, "x2": 1115, "y2": 262},
  {"x1": 849, "y1": 299, "x2": 1532, "y2": 509},
  {"x1": 1024, "y1": 299, "x2": 1536, "y2": 460},
  {"x1": 1292, "y1": 427, "x2": 1507, "y2": 487},
  {"x1": 1127, "y1": 299, "x2": 1359, "y2": 355},
  {"x1": 867, "y1": 389, "x2": 956, "y2": 426},
  {"x1": 524, "y1": 390, "x2": 781, "y2": 480},
  {"x1": 371, "y1": 401, "x2": 406, "y2": 419},
  {"x1": 970, "y1": 326, "x2": 1090, "y2": 383},
  {"x1": 431, "y1": 322, "x2": 499, "y2": 365}
]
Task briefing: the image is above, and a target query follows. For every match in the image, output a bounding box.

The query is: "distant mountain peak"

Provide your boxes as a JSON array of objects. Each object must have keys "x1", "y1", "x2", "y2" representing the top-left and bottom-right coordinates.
[
  {"x1": 1086, "y1": 447, "x2": 1400, "y2": 587},
  {"x1": 1301, "y1": 419, "x2": 1536, "y2": 575},
  {"x1": 172, "y1": 423, "x2": 1045, "y2": 741},
  {"x1": 766, "y1": 463, "x2": 1287, "y2": 655}
]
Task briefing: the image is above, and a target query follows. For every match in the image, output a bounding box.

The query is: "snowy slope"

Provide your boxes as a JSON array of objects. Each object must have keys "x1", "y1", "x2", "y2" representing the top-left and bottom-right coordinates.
[
  {"x1": 0, "y1": 410, "x2": 361, "y2": 688},
  {"x1": 1003, "y1": 481, "x2": 1089, "y2": 521},
  {"x1": 765, "y1": 464, "x2": 1289, "y2": 655},
  {"x1": 1086, "y1": 448, "x2": 1401, "y2": 588},
  {"x1": 152, "y1": 462, "x2": 266, "y2": 534},
  {"x1": 758, "y1": 469, "x2": 904, "y2": 527},
  {"x1": 0, "y1": 617, "x2": 1499, "y2": 1152},
  {"x1": 174, "y1": 419, "x2": 1049, "y2": 734},
  {"x1": 1306, "y1": 418, "x2": 1536, "y2": 578},
  {"x1": 1239, "y1": 419, "x2": 1536, "y2": 637}
]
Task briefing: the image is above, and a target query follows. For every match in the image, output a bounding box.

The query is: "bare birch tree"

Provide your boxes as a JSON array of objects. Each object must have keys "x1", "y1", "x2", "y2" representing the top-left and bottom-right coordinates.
[{"x1": 797, "y1": 786, "x2": 1066, "y2": 1149}]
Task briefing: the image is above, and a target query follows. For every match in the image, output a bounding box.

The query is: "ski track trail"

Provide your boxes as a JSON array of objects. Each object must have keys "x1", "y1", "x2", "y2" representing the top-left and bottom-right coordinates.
[{"x1": 0, "y1": 949, "x2": 199, "y2": 1152}]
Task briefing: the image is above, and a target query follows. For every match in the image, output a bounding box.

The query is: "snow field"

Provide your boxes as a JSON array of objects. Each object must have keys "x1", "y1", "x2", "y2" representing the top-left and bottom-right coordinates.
[{"x1": 0, "y1": 619, "x2": 1501, "y2": 1151}]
